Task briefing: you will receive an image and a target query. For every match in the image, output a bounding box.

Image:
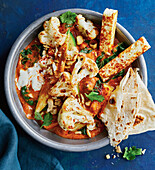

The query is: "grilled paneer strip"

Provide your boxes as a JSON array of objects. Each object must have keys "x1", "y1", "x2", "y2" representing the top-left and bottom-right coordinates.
[
  {"x1": 99, "y1": 37, "x2": 151, "y2": 82},
  {"x1": 99, "y1": 8, "x2": 118, "y2": 55}
]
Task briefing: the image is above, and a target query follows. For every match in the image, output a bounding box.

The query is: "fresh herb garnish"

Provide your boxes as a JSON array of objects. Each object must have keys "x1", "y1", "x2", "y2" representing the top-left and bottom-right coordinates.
[
  {"x1": 96, "y1": 52, "x2": 105, "y2": 69},
  {"x1": 80, "y1": 47, "x2": 93, "y2": 53},
  {"x1": 96, "y1": 42, "x2": 127, "y2": 69},
  {"x1": 85, "y1": 92, "x2": 104, "y2": 102},
  {"x1": 34, "y1": 112, "x2": 43, "y2": 121},
  {"x1": 79, "y1": 126, "x2": 87, "y2": 135},
  {"x1": 60, "y1": 11, "x2": 77, "y2": 25},
  {"x1": 41, "y1": 113, "x2": 53, "y2": 128},
  {"x1": 20, "y1": 48, "x2": 32, "y2": 65},
  {"x1": 32, "y1": 44, "x2": 42, "y2": 50},
  {"x1": 123, "y1": 146, "x2": 142, "y2": 160},
  {"x1": 21, "y1": 86, "x2": 34, "y2": 105},
  {"x1": 112, "y1": 69, "x2": 125, "y2": 79},
  {"x1": 85, "y1": 40, "x2": 90, "y2": 44}
]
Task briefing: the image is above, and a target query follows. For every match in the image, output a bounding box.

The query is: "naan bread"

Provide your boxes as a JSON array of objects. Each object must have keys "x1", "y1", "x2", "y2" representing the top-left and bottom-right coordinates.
[
  {"x1": 99, "y1": 68, "x2": 139, "y2": 146},
  {"x1": 130, "y1": 71, "x2": 155, "y2": 134},
  {"x1": 100, "y1": 67, "x2": 155, "y2": 146}
]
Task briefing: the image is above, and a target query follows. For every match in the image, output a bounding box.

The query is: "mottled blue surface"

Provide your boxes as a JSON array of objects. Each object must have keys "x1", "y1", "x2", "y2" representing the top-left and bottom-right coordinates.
[{"x1": 0, "y1": 0, "x2": 155, "y2": 169}]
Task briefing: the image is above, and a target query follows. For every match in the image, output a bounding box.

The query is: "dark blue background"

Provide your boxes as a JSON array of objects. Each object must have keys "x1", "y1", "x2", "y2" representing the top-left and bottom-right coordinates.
[{"x1": 0, "y1": 0, "x2": 155, "y2": 169}]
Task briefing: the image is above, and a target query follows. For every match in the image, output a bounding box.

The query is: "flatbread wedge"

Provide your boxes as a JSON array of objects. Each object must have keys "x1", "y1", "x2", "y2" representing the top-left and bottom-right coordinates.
[
  {"x1": 99, "y1": 68, "x2": 139, "y2": 146},
  {"x1": 99, "y1": 36, "x2": 151, "y2": 82},
  {"x1": 130, "y1": 70, "x2": 155, "y2": 134},
  {"x1": 99, "y1": 8, "x2": 118, "y2": 55}
]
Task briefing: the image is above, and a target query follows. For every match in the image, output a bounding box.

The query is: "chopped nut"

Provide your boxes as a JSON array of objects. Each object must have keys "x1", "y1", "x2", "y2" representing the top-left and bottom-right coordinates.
[
  {"x1": 90, "y1": 43, "x2": 97, "y2": 49},
  {"x1": 115, "y1": 145, "x2": 122, "y2": 153},
  {"x1": 75, "y1": 131, "x2": 82, "y2": 135},
  {"x1": 77, "y1": 35, "x2": 84, "y2": 45},
  {"x1": 27, "y1": 93, "x2": 33, "y2": 98},
  {"x1": 47, "y1": 98, "x2": 53, "y2": 112},
  {"x1": 106, "y1": 154, "x2": 110, "y2": 159},
  {"x1": 42, "y1": 50, "x2": 46, "y2": 56},
  {"x1": 52, "y1": 108, "x2": 57, "y2": 115},
  {"x1": 142, "y1": 149, "x2": 146, "y2": 155},
  {"x1": 54, "y1": 99, "x2": 62, "y2": 106},
  {"x1": 85, "y1": 100, "x2": 91, "y2": 106},
  {"x1": 80, "y1": 94, "x2": 85, "y2": 104},
  {"x1": 112, "y1": 155, "x2": 116, "y2": 159},
  {"x1": 86, "y1": 129, "x2": 91, "y2": 137}
]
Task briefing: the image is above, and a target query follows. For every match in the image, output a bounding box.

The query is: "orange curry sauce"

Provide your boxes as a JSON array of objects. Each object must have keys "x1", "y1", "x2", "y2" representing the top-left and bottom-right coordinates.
[{"x1": 15, "y1": 23, "x2": 122, "y2": 139}]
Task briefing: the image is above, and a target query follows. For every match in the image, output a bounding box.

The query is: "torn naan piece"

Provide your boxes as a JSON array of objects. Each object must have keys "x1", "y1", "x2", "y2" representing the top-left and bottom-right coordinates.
[
  {"x1": 99, "y1": 68, "x2": 139, "y2": 146},
  {"x1": 130, "y1": 70, "x2": 155, "y2": 134}
]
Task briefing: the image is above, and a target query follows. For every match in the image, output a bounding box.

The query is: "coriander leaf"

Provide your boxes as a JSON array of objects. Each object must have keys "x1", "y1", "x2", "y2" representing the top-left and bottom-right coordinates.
[
  {"x1": 60, "y1": 11, "x2": 77, "y2": 25},
  {"x1": 79, "y1": 126, "x2": 87, "y2": 135},
  {"x1": 123, "y1": 146, "x2": 142, "y2": 160},
  {"x1": 80, "y1": 47, "x2": 92, "y2": 53},
  {"x1": 34, "y1": 112, "x2": 43, "y2": 121},
  {"x1": 41, "y1": 113, "x2": 53, "y2": 128},
  {"x1": 85, "y1": 92, "x2": 104, "y2": 102},
  {"x1": 112, "y1": 69, "x2": 125, "y2": 79}
]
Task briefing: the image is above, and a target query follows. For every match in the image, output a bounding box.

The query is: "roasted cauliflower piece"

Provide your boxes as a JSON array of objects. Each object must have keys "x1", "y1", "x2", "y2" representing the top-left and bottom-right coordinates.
[
  {"x1": 76, "y1": 14, "x2": 99, "y2": 40},
  {"x1": 49, "y1": 72, "x2": 72, "y2": 97},
  {"x1": 58, "y1": 97, "x2": 95, "y2": 131},
  {"x1": 71, "y1": 54, "x2": 99, "y2": 95},
  {"x1": 38, "y1": 17, "x2": 67, "y2": 47}
]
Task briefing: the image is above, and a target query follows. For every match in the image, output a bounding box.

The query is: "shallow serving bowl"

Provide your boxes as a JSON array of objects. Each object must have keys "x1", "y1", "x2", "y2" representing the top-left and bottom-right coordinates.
[{"x1": 4, "y1": 9, "x2": 147, "y2": 152}]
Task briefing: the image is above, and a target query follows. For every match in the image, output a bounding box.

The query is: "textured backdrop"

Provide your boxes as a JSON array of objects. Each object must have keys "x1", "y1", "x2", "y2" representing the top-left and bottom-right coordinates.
[{"x1": 0, "y1": 0, "x2": 155, "y2": 169}]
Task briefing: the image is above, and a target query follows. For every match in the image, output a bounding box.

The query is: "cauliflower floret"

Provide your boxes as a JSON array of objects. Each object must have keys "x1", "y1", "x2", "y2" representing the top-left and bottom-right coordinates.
[
  {"x1": 58, "y1": 97, "x2": 94, "y2": 131},
  {"x1": 71, "y1": 54, "x2": 99, "y2": 95},
  {"x1": 49, "y1": 72, "x2": 72, "y2": 97},
  {"x1": 38, "y1": 17, "x2": 67, "y2": 47},
  {"x1": 76, "y1": 14, "x2": 99, "y2": 40}
]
